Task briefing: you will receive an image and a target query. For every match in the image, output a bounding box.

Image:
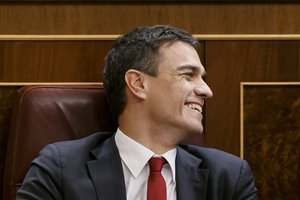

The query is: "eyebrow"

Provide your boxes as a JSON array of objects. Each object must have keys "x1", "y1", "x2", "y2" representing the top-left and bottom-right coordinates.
[{"x1": 176, "y1": 65, "x2": 206, "y2": 76}]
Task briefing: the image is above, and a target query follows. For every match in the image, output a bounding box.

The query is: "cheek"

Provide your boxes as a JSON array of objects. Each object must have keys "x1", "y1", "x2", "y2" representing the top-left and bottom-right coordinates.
[{"x1": 148, "y1": 78, "x2": 190, "y2": 106}]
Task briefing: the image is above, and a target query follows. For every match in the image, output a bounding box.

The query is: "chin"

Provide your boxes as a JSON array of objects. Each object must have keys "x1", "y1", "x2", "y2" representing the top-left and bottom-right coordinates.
[
  {"x1": 189, "y1": 125, "x2": 203, "y2": 135},
  {"x1": 174, "y1": 120, "x2": 203, "y2": 137}
]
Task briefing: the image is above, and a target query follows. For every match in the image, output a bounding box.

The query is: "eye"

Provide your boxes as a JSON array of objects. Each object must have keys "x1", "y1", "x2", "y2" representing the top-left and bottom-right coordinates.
[{"x1": 181, "y1": 72, "x2": 194, "y2": 80}]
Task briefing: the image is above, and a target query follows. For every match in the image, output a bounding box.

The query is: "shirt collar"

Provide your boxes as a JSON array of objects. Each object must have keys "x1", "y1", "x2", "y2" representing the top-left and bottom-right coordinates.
[{"x1": 115, "y1": 128, "x2": 177, "y2": 181}]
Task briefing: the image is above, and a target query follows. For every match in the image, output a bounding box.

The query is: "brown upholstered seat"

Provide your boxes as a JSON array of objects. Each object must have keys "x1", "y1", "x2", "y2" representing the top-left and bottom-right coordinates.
[
  {"x1": 3, "y1": 85, "x2": 204, "y2": 200},
  {"x1": 3, "y1": 85, "x2": 117, "y2": 200}
]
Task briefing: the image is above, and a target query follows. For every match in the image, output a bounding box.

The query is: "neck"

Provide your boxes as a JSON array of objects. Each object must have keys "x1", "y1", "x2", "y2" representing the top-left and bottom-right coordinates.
[{"x1": 118, "y1": 110, "x2": 186, "y2": 155}]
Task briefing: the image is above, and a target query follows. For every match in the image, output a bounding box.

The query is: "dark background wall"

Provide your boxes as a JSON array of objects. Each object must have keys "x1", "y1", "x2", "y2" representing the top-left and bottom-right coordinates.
[{"x1": 0, "y1": 2, "x2": 300, "y2": 199}]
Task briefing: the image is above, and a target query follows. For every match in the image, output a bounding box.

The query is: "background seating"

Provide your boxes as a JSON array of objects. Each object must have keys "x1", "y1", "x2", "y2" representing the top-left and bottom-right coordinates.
[{"x1": 3, "y1": 85, "x2": 117, "y2": 200}]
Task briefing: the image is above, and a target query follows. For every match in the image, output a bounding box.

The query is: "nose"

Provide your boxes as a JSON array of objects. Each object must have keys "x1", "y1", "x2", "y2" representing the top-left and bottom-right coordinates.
[{"x1": 194, "y1": 80, "x2": 213, "y2": 99}]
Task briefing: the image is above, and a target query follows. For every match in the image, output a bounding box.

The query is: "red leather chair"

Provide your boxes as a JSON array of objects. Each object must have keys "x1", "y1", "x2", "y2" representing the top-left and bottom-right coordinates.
[{"x1": 3, "y1": 85, "x2": 117, "y2": 200}]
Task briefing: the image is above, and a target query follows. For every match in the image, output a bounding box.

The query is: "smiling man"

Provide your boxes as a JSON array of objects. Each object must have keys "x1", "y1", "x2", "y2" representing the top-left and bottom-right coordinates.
[
  {"x1": 119, "y1": 40, "x2": 212, "y2": 156},
  {"x1": 17, "y1": 25, "x2": 257, "y2": 200}
]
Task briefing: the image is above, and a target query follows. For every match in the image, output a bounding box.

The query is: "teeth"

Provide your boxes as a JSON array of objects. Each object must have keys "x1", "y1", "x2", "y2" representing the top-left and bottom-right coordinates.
[{"x1": 186, "y1": 104, "x2": 202, "y2": 112}]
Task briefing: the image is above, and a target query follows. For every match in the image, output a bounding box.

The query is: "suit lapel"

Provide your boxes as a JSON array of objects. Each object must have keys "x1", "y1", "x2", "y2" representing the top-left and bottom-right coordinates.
[
  {"x1": 87, "y1": 136, "x2": 126, "y2": 200},
  {"x1": 176, "y1": 146, "x2": 209, "y2": 200}
]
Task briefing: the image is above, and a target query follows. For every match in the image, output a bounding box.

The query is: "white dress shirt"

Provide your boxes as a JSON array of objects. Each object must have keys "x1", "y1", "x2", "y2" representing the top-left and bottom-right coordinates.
[{"x1": 115, "y1": 128, "x2": 177, "y2": 200}]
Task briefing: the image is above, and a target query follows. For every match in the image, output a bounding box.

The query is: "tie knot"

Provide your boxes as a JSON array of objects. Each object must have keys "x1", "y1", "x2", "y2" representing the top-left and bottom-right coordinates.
[{"x1": 148, "y1": 157, "x2": 166, "y2": 172}]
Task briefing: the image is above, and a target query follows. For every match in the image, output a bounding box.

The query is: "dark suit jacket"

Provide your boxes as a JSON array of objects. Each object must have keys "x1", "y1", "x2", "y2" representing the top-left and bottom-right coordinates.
[{"x1": 17, "y1": 132, "x2": 257, "y2": 200}]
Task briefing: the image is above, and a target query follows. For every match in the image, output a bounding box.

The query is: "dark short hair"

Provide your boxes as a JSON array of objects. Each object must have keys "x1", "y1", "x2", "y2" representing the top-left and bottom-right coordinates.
[{"x1": 103, "y1": 25, "x2": 199, "y2": 120}]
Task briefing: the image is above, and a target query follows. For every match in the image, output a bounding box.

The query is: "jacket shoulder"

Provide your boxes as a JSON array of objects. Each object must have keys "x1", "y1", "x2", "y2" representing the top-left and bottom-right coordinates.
[
  {"x1": 179, "y1": 144, "x2": 244, "y2": 171},
  {"x1": 53, "y1": 132, "x2": 113, "y2": 151},
  {"x1": 178, "y1": 144, "x2": 257, "y2": 199},
  {"x1": 35, "y1": 132, "x2": 114, "y2": 165}
]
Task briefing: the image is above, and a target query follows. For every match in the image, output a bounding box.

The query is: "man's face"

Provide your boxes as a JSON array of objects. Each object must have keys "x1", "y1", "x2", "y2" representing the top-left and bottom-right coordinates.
[{"x1": 145, "y1": 41, "x2": 213, "y2": 137}]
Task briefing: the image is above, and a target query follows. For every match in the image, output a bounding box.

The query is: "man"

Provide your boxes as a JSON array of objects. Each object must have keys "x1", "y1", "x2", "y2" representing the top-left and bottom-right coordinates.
[{"x1": 17, "y1": 25, "x2": 257, "y2": 200}]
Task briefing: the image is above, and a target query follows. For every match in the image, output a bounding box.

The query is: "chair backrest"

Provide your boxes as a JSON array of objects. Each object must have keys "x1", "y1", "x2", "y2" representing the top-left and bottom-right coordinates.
[
  {"x1": 3, "y1": 85, "x2": 204, "y2": 200},
  {"x1": 3, "y1": 85, "x2": 117, "y2": 200}
]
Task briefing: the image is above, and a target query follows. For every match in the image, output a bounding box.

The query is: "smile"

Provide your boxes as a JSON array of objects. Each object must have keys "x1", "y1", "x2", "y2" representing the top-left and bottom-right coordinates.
[{"x1": 185, "y1": 103, "x2": 202, "y2": 113}]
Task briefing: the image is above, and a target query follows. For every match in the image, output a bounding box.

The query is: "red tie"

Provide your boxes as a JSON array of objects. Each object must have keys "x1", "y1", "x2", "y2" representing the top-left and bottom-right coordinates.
[{"x1": 147, "y1": 157, "x2": 167, "y2": 200}]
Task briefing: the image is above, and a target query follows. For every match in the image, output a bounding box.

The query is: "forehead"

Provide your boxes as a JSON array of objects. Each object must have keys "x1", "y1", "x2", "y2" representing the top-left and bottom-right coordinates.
[{"x1": 157, "y1": 41, "x2": 205, "y2": 74}]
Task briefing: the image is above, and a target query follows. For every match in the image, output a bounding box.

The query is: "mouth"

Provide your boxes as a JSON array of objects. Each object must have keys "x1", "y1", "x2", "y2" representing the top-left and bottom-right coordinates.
[{"x1": 185, "y1": 103, "x2": 202, "y2": 113}]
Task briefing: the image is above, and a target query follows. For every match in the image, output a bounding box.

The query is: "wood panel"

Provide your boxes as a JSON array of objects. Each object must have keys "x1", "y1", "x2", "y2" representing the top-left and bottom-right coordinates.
[
  {"x1": 243, "y1": 84, "x2": 300, "y2": 200},
  {"x1": 0, "y1": 40, "x2": 114, "y2": 82},
  {"x1": 204, "y1": 41, "x2": 300, "y2": 155},
  {"x1": 1, "y1": 3, "x2": 300, "y2": 35}
]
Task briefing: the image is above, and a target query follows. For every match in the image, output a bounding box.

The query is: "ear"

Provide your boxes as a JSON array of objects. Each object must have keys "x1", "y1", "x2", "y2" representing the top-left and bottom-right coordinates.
[{"x1": 125, "y1": 69, "x2": 147, "y2": 100}]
